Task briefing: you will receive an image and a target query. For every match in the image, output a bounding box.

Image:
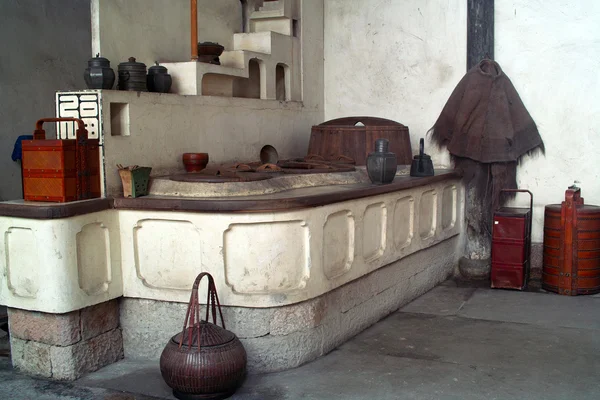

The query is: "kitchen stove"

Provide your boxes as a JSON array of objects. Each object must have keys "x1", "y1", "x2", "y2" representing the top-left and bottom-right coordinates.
[{"x1": 168, "y1": 156, "x2": 357, "y2": 184}]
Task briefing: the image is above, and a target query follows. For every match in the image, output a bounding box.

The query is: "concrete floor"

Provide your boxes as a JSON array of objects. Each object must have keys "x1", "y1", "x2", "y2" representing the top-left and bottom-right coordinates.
[{"x1": 1, "y1": 280, "x2": 599, "y2": 399}]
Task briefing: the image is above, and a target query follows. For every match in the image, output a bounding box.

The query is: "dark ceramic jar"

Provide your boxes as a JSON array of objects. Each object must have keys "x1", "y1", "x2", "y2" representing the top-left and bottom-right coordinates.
[
  {"x1": 160, "y1": 273, "x2": 247, "y2": 400},
  {"x1": 367, "y1": 138, "x2": 397, "y2": 184},
  {"x1": 147, "y1": 62, "x2": 172, "y2": 93},
  {"x1": 84, "y1": 54, "x2": 115, "y2": 89},
  {"x1": 118, "y1": 57, "x2": 147, "y2": 91}
]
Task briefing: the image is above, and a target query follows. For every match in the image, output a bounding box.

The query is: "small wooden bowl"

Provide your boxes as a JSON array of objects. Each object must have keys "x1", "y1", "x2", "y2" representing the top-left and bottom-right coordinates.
[{"x1": 182, "y1": 153, "x2": 209, "y2": 172}]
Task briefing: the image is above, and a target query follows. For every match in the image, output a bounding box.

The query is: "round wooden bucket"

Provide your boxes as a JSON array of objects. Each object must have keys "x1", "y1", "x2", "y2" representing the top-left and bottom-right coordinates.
[
  {"x1": 542, "y1": 187, "x2": 600, "y2": 295},
  {"x1": 308, "y1": 117, "x2": 413, "y2": 166}
]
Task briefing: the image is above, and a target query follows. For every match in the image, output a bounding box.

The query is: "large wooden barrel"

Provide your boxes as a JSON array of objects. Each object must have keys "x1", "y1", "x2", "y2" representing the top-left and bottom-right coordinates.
[
  {"x1": 543, "y1": 186, "x2": 600, "y2": 295},
  {"x1": 308, "y1": 117, "x2": 413, "y2": 165}
]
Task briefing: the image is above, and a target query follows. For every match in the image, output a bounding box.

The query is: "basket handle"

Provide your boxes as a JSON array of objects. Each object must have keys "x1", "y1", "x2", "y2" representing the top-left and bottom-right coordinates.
[
  {"x1": 499, "y1": 189, "x2": 533, "y2": 213},
  {"x1": 178, "y1": 272, "x2": 226, "y2": 350},
  {"x1": 34, "y1": 117, "x2": 86, "y2": 140}
]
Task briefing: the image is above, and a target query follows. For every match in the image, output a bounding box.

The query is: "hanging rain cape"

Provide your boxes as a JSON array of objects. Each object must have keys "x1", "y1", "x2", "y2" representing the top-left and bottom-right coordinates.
[{"x1": 429, "y1": 59, "x2": 544, "y2": 211}]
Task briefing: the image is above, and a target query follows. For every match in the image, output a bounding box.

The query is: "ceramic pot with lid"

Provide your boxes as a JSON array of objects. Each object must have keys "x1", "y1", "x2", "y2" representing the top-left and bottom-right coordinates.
[
  {"x1": 147, "y1": 62, "x2": 172, "y2": 93},
  {"x1": 84, "y1": 53, "x2": 115, "y2": 89},
  {"x1": 160, "y1": 272, "x2": 247, "y2": 400},
  {"x1": 118, "y1": 57, "x2": 147, "y2": 91}
]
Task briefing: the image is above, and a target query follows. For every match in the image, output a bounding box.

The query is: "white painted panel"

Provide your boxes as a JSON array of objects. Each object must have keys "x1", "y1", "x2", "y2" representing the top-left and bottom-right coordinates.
[
  {"x1": 363, "y1": 203, "x2": 387, "y2": 263},
  {"x1": 4, "y1": 227, "x2": 39, "y2": 298},
  {"x1": 393, "y1": 196, "x2": 414, "y2": 250},
  {"x1": 223, "y1": 220, "x2": 309, "y2": 294},
  {"x1": 77, "y1": 222, "x2": 111, "y2": 296},
  {"x1": 323, "y1": 210, "x2": 355, "y2": 279},
  {"x1": 419, "y1": 190, "x2": 437, "y2": 240},
  {"x1": 133, "y1": 219, "x2": 203, "y2": 291},
  {"x1": 442, "y1": 185, "x2": 457, "y2": 230}
]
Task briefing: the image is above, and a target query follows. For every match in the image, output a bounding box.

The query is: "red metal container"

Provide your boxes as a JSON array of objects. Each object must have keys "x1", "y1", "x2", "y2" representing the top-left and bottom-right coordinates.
[
  {"x1": 22, "y1": 118, "x2": 100, "y2": 202},
  {"x1": 542, "y1": 186, "x2": 600, "y2": 295},
  {"x1": 491, "y1": 190, "x2": 533, "y2": 290}
]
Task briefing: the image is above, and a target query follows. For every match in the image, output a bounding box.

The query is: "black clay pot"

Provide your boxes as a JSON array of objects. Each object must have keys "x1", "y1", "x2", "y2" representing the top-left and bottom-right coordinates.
[
  {"x1": 367, "y1": 138, "x2": 397, "y2": 185},
  {"x1": 118, "y1": 57, "x2": 147, "y2": 91},
  {"x1": 84, "y1": 54, "x2": 115, "y2": 89},
  {"x1": 147, "y1": 62, "x2": 172, "y2": 93}
]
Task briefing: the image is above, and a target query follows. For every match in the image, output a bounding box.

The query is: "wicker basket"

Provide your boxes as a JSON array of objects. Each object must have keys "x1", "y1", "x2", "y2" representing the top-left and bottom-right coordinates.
[{"x1": 160, "y1": 273, "x2": 247, "y2": 400}]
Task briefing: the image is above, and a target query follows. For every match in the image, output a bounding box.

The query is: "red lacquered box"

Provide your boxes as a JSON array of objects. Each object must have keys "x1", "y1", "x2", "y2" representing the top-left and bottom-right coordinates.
[
  {"x1": 22, "y1": 118, "x2": 100, "y2": 203},
  {"x1": 491, "y1": 190, "x2": 533, "y2": 290}
]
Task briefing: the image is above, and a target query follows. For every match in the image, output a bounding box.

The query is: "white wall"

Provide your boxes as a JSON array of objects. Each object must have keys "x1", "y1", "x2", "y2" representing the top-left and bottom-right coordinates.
[
  {"x1": 92, "y1": 0, "x2": 242, "y2": 67},
  {"x1": 496, "y1": 0, "x2": 600, "y2": 241},
  {"x1": 324, "y1": 0, "x2": 467, "y2": 167},
  {"x1": 0, "y1": 0, "x2": 91, "y2": 201},
  {"x1": 325, "y1": 0, "x2": 600, "y2": 242}
]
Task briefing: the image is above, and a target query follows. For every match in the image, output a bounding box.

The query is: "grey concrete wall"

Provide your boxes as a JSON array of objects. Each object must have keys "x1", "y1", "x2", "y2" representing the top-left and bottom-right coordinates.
[{"x1": 0, "y1": 0, "x2": 91, "y2": 201}]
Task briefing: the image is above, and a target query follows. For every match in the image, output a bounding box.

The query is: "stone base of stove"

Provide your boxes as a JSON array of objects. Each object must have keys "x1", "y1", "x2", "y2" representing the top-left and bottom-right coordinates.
[
  {"x1": 120, "y1": 236, "x2": 459, "y2": 373},
  {"x1": 8, "y1": 300, "x2": 123, "y2": 380}
]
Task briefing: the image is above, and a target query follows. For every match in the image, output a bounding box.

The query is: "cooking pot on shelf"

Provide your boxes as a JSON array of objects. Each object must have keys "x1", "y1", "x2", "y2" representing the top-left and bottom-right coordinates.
[
  {"x1": 84, "y1": 53, "x2": 115, "y2": 89},
  {"x1": 147, "y1": 62, "x2": 172, "y2": 93},
  {"x1": 118, "y1": 57, "x2": 147, "y2": 91}
]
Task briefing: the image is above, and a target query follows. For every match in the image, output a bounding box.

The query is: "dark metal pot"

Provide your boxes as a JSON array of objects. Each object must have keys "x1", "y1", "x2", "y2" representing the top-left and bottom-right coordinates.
[
  {"x1": 410, "y1": 138, "x2": 434, "y2": 177},
  {"x1": 118, "y1": 57, "x2": 147, "y2": 91},
  {"x1": 367, "y1": 138, "x2": 397, "y2": 184},
  {"x1": 84, "y1": 54, "x2": 115, "y2": 89},
  {"x1": 160, "y1": 273, "x2": 247, "y2": 400},
  {"x1": 147, "y1": 62, "x2": 172, "y2": 93}
]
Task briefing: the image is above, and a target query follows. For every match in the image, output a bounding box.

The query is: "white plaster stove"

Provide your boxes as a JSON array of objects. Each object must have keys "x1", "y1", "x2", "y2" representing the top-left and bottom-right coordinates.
[{"x1": 0, "y1": 163, "x2": 463, "y2": 372}]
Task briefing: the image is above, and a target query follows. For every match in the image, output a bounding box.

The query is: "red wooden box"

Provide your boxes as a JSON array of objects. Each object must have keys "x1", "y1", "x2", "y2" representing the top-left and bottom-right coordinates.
[
  {"x1": 21, "y1": 118, "x2": 101, "y2": 203},
  {"x1": 491, "y1": 190, "x2": 533, "y2": 290},
  {"x1": 543, "y1": 186, "x2": 600, "y2": 295}
]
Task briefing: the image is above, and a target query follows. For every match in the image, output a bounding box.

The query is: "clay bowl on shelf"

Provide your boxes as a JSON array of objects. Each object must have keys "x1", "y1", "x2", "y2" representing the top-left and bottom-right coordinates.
[
  {"x1": 197, "y1": 42, "x2": 224, "y2": 57},
  {"x1": 182, "y1": 153, "x2": 209, "y2": 172}
]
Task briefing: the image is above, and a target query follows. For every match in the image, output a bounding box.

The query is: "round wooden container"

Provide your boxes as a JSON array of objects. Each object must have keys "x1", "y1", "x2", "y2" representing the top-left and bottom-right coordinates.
[
  {"x1": 308, "y1": 117, "x2": 413, "y2": 165},
  {"x1": 542, "y1": 187, "x2": 600, "y2": 295}
]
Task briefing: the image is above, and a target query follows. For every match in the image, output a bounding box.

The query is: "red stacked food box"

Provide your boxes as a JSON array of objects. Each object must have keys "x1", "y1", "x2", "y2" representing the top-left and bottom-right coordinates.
[
  {"x1": 542, "y1": 186, "x2": 600, "y2": 295},
  {"x1": 491, "y1": 190, "x2": 533, "y2": 290},
  {"x1": 21, "y1": 118, "x2": 100, "y2": 203}
]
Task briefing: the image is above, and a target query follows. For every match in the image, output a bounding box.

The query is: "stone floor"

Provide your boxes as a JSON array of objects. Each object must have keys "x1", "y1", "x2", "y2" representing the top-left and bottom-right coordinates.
[{"x1": 1, "y1": 280, "x2": 599, "y2": 399}]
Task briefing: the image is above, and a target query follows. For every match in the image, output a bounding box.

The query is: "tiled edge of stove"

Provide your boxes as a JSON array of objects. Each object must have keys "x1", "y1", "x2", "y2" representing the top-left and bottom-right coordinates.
[
  {"x1": 0, "y1": 177, "x2": 461, "y2": 313},
  {"x1": 120, "y1": 178, "x2": 463, "y2": 307}
]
